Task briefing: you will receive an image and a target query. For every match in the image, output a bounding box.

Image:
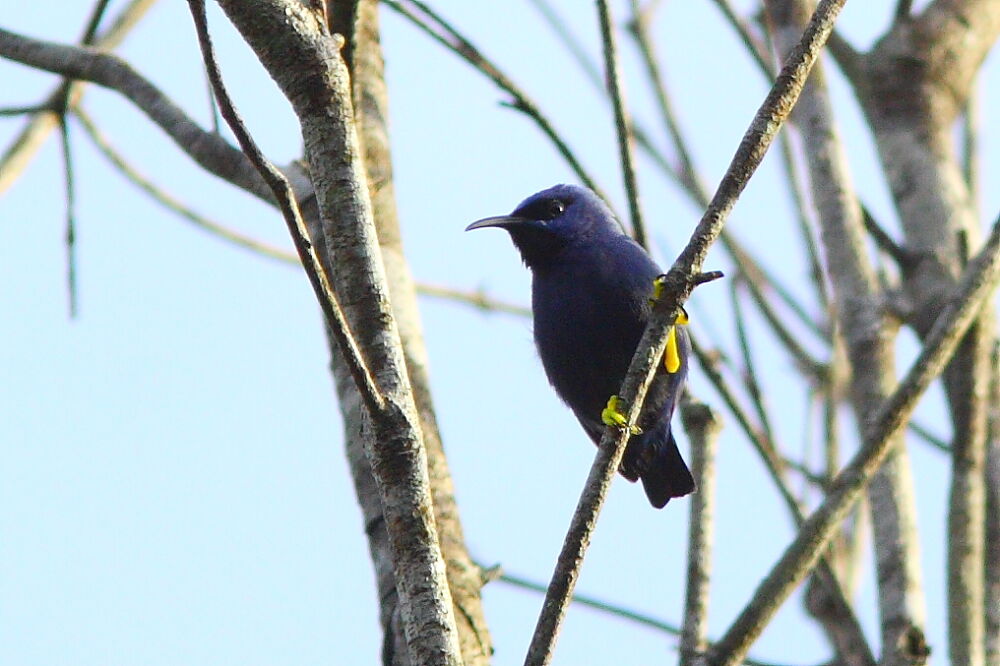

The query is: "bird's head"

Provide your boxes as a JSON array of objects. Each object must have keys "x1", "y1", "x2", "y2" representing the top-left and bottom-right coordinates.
[{"x1": 466, "y1": 184, "x2": 623, "y2": 269}]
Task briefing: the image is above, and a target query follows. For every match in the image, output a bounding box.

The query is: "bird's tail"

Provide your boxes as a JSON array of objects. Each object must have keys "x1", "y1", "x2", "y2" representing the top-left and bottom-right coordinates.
[{"x1": 639, "y1": 430, "x2": 696, "y2": 509}]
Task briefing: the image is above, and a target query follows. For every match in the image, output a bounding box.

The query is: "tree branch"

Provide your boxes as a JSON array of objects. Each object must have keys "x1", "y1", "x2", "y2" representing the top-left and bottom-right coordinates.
[
  {"x1": 766, "y1": 1, "x2": 924, "y2": 661},
  {"x1": 203, "y1": 1, "x2": 464, "y2": 663},
  {"x1": 0, "y1": 26, "x2": 275, "y2": 202},
  {"x1": 595, "y1": 0, "x2": 647, "y2": 246},
  {"x1": 525, "y1": 3, "x2": 846, "y2": 662},
  {"x1": 679, "y1": 400, "x2": 722, "y2": 665},
  {"x1": 710, "y1": 213, "x2": 1000, "y2": 665},
  {"x1": 0, "y1": 0, "x2": 159, "y2": 196},
  {"x1": 72, "y1": 107, "x2": 298, "y2": 264},
  {"x1": 381, "y1": 0, "x2": 611, "y2": 205}
]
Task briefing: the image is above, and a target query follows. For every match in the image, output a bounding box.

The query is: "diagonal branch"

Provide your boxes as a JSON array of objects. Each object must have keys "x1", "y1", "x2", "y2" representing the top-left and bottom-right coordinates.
[
  {"x1": 710, "y1": 214, "x2": 1000, "y2": 665},
  {"x1": 186, "y1": 0, "x2": 382, "y2": 417},
  {"x1": 382, "y1": 0, "x2": 610, "y2": 205},
  {"x1": 524, "y1": 2, "x2": 846, "y2": 662},
  {"x1": 0, "y1": 26, "x2": 275, "y2": 202},
  {"x1": 0, "y1": 0, "x2": 159, "y2": 195},
  {"x1": 72, "y1": 107, "x2": 298, "y2": 264}
]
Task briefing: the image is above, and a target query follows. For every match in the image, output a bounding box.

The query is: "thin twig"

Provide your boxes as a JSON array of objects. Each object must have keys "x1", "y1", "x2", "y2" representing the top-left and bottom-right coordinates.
[
  {"x1": 708, "y1": 0, "x2": 774, "y2": 76},
  {"x1": 0, "y1": 104, "x2": 55, "y2": 116},
  {"x1": 628, "y1": 0, "x2": 705, "y2": 201},
  {"x1": 823, "y1": 29, "x2": 863, "y2": 84},
  {"x1": 49, "y1": 0, "x2": 114, "y2": 319},
  {"x1": 731, "y1": 278, "x2": 778, "y2": 445},
  {"x1": 689, "y1": 335, "x2": 801, "y2": 509},
  {"x1": 908, "y1": 420, "x2": 950, "y2": 452},
  {"x1": 0, "y1": 26, "x2": 275, "y2": 203},
  {"x1": 963, "y1": 83, "x2": 980, "y2": 219},
  {"x1": 526, "y1": 0, "x2": 603, "y2": 87},
  {"x1": 73, "y1": 107, "x2": 298, "y2": 265},
  {"x1": 0, "y1": 0, "x2": 159, "y2": 196},
  {"x1": 527, "y1": 0, "x2": 691, "y2": 199},
  {"x1": 596, "y1": 0, "x2": 647, "y2": 246},
  {"x1": 738, "y1": 264, "x2": 826, "y2": 379},
  {"x1": 79, "y1": 0, "x2": 113, "y2": 44},
  {"x1": 777, "y1": 131, "x2": 831, "y2": 313},
  {"x1": 862, "y1": 205, "x2": 908, "y2": 266},
  {"x1": 382, "y1": 0, "x2": 610, "y2": 204},
  {"x1": 205, "y1": 70, "x2": 221, "y2": 135},
  {"x1": 186, "y1": 0, "x2": 384, "y2": 416},
  {"x1": 895, "y1": 0, "x2": 913, "y2": 22},
  {"x1": 416, "y1": 282, "x2": 531, "y2": 317},
  {"x1": 496, "y1": 569, "x2": 796, "y2": 666},
  {"x1": 58, "y1": 113, "x2": 78, "y2": 318},
  {"x1": 500, "y1": 570, "x2": 683, "y2": 637}
]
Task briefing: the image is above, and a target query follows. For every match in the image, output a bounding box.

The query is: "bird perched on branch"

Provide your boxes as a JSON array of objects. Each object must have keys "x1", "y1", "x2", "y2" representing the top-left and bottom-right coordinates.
[{"x1": 466, "y1": 184, "x2": 695, "y2": 508}]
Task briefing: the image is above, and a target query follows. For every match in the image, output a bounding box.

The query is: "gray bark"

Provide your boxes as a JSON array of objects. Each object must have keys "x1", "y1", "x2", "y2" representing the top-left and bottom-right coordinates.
[
  {"x1": 768, "y1": 3, "x2": 925, "y2": 663},
  {"x1": 213, "y1": 2, "x2": 463, "y2": 663},
  {"x1": 845, "y1": 4, "x2": 1000, "y2": 662}
]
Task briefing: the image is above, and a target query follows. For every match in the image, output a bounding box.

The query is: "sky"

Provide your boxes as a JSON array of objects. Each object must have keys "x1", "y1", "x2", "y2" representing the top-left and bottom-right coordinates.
[{"x1": 2, "y1": 1, "x2": 998, "y2": 664}]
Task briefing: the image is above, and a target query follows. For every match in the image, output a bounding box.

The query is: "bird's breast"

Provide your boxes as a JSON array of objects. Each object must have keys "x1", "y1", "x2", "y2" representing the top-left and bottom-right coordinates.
[{"x1": 531, "y1": 265, "x2": 649, "y2": 424}]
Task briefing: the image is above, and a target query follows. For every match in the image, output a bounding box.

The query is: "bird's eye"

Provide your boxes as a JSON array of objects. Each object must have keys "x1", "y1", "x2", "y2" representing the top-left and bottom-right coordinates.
[{"x1": 542, "y1": 200, "x2": 565, "y2": 220}]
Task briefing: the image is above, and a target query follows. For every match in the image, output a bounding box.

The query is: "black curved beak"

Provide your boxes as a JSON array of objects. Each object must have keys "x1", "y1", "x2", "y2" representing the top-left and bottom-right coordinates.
[{"x1": 465, "y1": 215, "x2": 531, "y2": 232}]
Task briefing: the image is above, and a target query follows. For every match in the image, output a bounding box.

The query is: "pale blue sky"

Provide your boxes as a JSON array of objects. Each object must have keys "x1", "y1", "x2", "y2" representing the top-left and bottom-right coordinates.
[{"x1": 2, "y1": 1, "x2": 997, "y2": 664}]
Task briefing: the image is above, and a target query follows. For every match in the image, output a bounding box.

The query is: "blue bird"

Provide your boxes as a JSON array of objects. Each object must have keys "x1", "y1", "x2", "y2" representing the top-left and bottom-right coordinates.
[{"x1": 467, "y1": 184, "x2": 695, "y2": 508}]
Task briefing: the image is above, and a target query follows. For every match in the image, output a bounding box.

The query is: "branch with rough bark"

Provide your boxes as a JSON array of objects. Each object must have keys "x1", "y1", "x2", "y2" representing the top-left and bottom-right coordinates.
[
  {"x1": 765, "y1": 2, "x2": 924, "y2": 663},
  {"x1": 711, "y1": 213, "x2": 1000, "y2": 665},
  {"x1": 191, "y1": 1, "x2": 465, "y2": 663},
  {"x1": 525, "y1": 2, "x2": 847, "y2": 662},
  {"x1": 821, "y1": 3, "x2": 1000, "y2": 662}
]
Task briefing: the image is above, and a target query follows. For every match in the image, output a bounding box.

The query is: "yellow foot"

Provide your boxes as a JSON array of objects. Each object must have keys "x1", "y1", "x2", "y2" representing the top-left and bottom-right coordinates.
[
  {"x1": 601, "y1": 395, "x2": 642, "y2": 435},
  {"x1": 649, "y1": 275, "x2": 667, "y2": 306}
]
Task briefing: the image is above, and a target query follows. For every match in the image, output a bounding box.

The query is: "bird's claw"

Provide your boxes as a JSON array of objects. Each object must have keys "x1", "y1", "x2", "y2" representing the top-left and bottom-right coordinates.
[
  {"x1": 601, "y1": 395, "x2": 642, "y2": 435},
  {"x1": 649, "y1": 275, "x2": 667, "y2": 306},
  {"x1": 649, "y1": 277, "x2": 690, "y2": 374}
]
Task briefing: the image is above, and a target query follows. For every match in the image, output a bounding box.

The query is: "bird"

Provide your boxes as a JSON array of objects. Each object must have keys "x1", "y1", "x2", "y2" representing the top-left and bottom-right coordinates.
[{"x1": 466, "y1": 184, "x2": 695, "y2": 508}]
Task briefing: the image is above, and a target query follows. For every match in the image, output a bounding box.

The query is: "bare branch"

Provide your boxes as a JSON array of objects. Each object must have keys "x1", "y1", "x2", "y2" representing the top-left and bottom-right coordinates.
[
  {"x1": 525, "y1": 2, "x2": 845, "y2": 661},
  {"x1": 895, "y1": 0, "x2": 913, "y2": 22},
  {"x1": 416, "y1": 283, "x2": 531, "y2": 317},
  {"x1": 0, "y1": 26, "x2": 274, "y2": 202},
  {"x1": 707, "y1": 0, "x2": 774, "y2": 76},
  {"x1": 767, "y1": 0, "x2": 926, "y2": 659},
  {"x1": 0, "y1": 0, "x2": 158, "y2": 195},
  {"x1": 57, "y1": 113, "x2": 78, "y2": 318},
  {"x1": 595, "y1": 0, "x2": 647, "y2": 246},
  {"x1": 382, "y1": 0, "x2": 610, "y2": 204},
  {"x1": 963, "y1": 85, "x2": 981, "y2": 219},
  {"x1": 731, "y1": 280, "x2": 778, "y2": 445},
  {"x1": 710, "y1": 213, "x2": 1000, "y2": 665},
  {"x1": 73, "y1": 107, "x2": 297, "y2": 264},
  {"x1": 207, "y1": 2, "x2": 465, "y2": 663},
  {"x1": 186, "y1": 0, "x2": 383, "y2": 416},
  {"x1": 627, "y1": 0, "x2": 706, "y2": 205},
  {"x1": 861, "y1": 205, "x2": 909, "y2": 267},
  {"x1": 679, "y1": 400, "x2": 722, "y2": 666},
  {"x1": 526, "y1": 0, "x2": 603, "y2": 87},
  {"x1": 497, "y1": 568, "x2": 800, "y2": 666}
]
